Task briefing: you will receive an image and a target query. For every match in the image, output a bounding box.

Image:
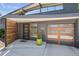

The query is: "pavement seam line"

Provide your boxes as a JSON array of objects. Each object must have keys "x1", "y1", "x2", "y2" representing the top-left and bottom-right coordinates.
[
  {"x1": 2, "y1": 44, "x2": 14, "y2": 56},
  {"x1": 43, "y1": 43, "x2": 48, "y2": 56},
  {"x1": 2, "y1": 50, "x2": 11, "y2": 56}
]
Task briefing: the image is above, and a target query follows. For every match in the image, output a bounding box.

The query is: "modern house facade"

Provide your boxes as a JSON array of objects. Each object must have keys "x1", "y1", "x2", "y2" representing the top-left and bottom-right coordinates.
[{"x1": 0, "y1": 3, "x2": 79, "y2": 49}]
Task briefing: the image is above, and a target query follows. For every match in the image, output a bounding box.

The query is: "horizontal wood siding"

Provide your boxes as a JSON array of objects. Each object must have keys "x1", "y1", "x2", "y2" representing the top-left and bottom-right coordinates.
[{"x1": 6, "y1": 19, "x2": 17, "y2": 44}]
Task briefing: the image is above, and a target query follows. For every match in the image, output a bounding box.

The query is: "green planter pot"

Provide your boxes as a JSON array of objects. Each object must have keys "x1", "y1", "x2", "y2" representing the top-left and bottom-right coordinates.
[{"x1": 36, "y1": 38, "x2": 43, "y2": 46}]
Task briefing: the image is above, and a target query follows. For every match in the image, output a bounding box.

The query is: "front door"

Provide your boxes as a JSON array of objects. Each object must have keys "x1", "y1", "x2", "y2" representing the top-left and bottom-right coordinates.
[
  {"x1": 47, "y1": 24, "x2": 74, "y2": 46},
  {"x1": 23, "y1": 24, "x2": 30, "y2": 40}
]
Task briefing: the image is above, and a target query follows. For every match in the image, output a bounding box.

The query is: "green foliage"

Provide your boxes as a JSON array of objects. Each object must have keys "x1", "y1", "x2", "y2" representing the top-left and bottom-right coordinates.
[
  {"x1": 38, "y1": 31, "x2": 42, "y2": 39},
  {"x1": 0, "y1": 28, "x2": 5, "y2": 38}
]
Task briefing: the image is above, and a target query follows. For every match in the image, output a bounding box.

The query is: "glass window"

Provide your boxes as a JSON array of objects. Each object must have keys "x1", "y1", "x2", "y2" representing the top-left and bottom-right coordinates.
[
  {"x1": 48, "y1": 24, "x2": 58, "y2": 27},
  {"x1": 48, "y1": 6, "x2": 56, "y2": 11},
  {"x1": 60, "y1": 28, "x2": 74, "y2": 34},
  {"x1": 25, "y1": 9, "x2": 40, "y2": 15},
  {"x1": 0, "y1": 24, "x2": 4, "y2": 29},
  {"x1": 59, "y1": 24, "x2": 73, "y2": 28},
  {"x1": 25, "y1": 5, "x2": 64, "y2": 15},
  {"x1": 48, "y1": 5, "x2": 63, "y2": 11},
  {"x1": 30, "y1": 24, "x2": 37, "y2": 38},
  {"x1": 56, "y1": 5, "x2": 63, "y2": 10},
  {"x1": 41, "y1": 7, "x2": 48, "y2": 12},
  {"x1": 48, "y1": 30, "x2": 58, "y2": 34}
]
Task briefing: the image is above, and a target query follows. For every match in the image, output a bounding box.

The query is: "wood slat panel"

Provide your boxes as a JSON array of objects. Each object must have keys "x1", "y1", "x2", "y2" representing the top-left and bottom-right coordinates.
[
  {"x1": 48, "y1": 33, "x2": 74, "y2": 36},
  {"x1": 48, "y1": 27, "x2": 64, "y2": 30},
  {"x1": 6, "y1": 19, "x2": 17, "y2": 44}
]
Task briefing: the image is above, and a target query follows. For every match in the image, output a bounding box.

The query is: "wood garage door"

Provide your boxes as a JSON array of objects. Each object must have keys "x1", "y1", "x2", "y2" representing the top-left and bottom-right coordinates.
[{"x1": 47, "y1": 24, "x2": 74, "y2": 46}]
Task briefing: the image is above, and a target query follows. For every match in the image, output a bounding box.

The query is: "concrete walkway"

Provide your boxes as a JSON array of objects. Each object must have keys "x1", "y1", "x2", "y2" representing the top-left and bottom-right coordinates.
[{"x1": 0, "y1": 39, "x2": 79, "y2": 56}]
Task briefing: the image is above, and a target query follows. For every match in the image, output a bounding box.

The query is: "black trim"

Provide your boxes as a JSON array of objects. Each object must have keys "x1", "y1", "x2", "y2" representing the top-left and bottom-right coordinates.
[
  {"x1": 74, "y1": 20, "x2": 77, "y2": 47},
  {"x1": 23, "y1": 24, "x2": 24, "y2": 39},
  {"x1": 16, "y1": 23, "x2": 18, "y2": 39},
  {"x1": 4, "y1": 18, "x2": 7, "y2": 47},
  {"x1": 28, "y1": 24, "x2": 30, "y2": 40}
]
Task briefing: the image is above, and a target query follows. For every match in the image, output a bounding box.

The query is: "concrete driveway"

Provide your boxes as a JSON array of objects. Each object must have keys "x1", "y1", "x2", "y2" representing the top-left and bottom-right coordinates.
[{"x1": 0, "y1": 39, "x2": 79, "y2": 56}]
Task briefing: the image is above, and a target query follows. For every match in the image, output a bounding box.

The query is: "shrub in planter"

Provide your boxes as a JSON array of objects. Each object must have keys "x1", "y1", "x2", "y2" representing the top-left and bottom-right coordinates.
[
  {"x1": 0, "y1": 28, "x2": 5, "y2": 38},
  {"x1": 36, "y1": 31, "x2": 43, "y2": 46}
]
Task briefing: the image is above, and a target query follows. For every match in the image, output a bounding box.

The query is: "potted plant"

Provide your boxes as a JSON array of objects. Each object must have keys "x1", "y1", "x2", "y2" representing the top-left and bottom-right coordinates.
[{"x1": 36, "y1": 31, "x2": 43, "y2": 46}]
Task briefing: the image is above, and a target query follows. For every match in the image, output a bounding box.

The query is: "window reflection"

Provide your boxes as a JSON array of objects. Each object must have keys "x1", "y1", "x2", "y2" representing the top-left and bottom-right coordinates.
[
  {"x1": 56, "y1": 5, "x2": 63, "y2": 10},
  {"x1": 25, "y1": 9, "x2": 40, "y2": 15},
  {"x1": 41, "y1": 7, "x2": 48, "y2": 12},
  {"x1": 25, "y1": 5, "x2": 64, "y2": 15},
  {"x1": 48, "y1": 6, "x2": 56, "y2": 11},
  {"x1": 48, "y1": 24, "x2": 74, "y2": 39},
  {"x1": 30, "y1": 24, "x2": 37, "y2": 38}
]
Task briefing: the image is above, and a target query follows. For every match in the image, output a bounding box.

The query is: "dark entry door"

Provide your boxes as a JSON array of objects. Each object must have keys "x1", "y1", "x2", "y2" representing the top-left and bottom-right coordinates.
[
  {"x1": 47, "y1": 24, "x2": 74, "y2": 46},
  {"x1": 23, "y1": 24, "x2": 30, "y2": 40}
]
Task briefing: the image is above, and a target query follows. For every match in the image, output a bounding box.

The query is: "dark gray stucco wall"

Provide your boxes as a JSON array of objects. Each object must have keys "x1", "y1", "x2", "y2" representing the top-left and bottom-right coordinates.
[
  {"x1": 75, "y1": 19, "x2": 79, "y2": 48},
  {"x1": 17, "y1": 23, "x2": 23, "y2": 39},
  {"x1": 0, "y1": 18, "x2": 5, "y2": 29},
  {"x1": 37, "y1": 23, "x2": 47, "y2": 41},
  {"x1": 63, "y1": 3, "x2": 78, "y2": 13}
]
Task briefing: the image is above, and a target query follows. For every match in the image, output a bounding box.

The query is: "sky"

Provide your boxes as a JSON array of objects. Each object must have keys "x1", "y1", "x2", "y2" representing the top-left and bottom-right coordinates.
[{"x1": 0, "y1": 3, "x2": 29, "y2": 16}]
